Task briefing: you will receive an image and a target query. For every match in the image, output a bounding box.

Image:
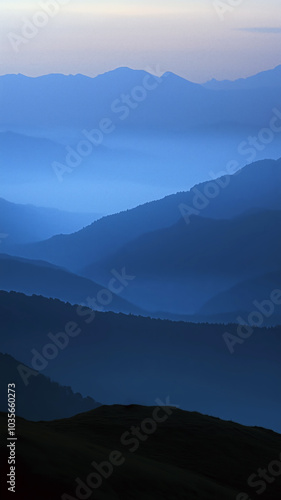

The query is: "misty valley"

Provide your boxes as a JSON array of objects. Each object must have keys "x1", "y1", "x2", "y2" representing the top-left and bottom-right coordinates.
[{"x1": 1, "y1": 61, "x2": 281, "y2": 500}]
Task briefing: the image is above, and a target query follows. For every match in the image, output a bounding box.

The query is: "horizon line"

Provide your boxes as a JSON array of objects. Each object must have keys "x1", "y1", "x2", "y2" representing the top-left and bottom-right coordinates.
[{"x1": 0, "y1": 63, "x2": 281, "y2": 85}]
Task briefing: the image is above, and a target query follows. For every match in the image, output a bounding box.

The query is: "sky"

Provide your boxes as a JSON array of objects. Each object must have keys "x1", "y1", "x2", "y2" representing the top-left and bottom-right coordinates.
[{"x1": 0, "y1": 0, "x2": 280, "y2": 82}]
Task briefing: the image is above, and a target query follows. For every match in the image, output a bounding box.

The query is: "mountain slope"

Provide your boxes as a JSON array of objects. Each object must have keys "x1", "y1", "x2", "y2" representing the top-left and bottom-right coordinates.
[
  {"x1": 0, "y1": 69, "x2": 219, "y2": 133},
  {"x1": 0, "y1": 254, "x2": 141, "y2": 314},
  {"x1": 1, "y1": 291, "x2": 281, "y2": 432},
  {"x1": 0, "y1": 196, "x2": 100, "y2": 245},
  {"x1": 82, "y1": 209, "x2": 281, "y2": 314},
  {"x1": 1, "y1": 405, "x2": 281, "y2": 499},
  {"x1": 203, "y1": 63, "x2": 281, "y2": 90},
  {"x1": 199, "y1": 269, "x2": 281, "y2": 317},
  {"x1": 1, "y1": 68, "x2": 280, "y2": 133},
  {"x1": 10, "y1": 159, "x2": 281, "y2": 271},
  {"x1": 0, "y1": 353, "x2": 101, "y2": 421},
  {"x1": 1, "y1": 68, "x2": 281, "y2": 212}
]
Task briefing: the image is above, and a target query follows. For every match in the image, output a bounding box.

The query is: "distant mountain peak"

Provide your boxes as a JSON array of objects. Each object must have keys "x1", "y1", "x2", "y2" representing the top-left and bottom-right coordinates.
[{"x1": 203, "y1": 63, "x2": 281, "y2": 90}]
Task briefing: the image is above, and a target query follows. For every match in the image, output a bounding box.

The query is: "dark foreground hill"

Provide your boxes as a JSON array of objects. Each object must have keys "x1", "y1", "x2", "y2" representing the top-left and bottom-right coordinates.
[
  {"x1": 1, "y1": 405, "x2": 281, "y2": 499},
  {"x1": 0, "y1": 353, "x2": 101, "y2": 421}
]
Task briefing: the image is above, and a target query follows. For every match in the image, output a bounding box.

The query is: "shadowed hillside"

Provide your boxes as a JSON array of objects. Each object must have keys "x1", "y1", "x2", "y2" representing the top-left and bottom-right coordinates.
[
  {"x1": 1, "y1": 291, "x2": 281, "y2": 432},
  {"x1": 83, "y1": 209, "x2": 281, "y2": 315},
  {"x1": 0, "y1": 196, "x2": 100, "y2": 246},
  {"x1": 0, "y1": 353, "x2": 101, "y2": 421},
  {"x1": 0, "y1": 254, "x2": 142, "y2": 315},
  {"x1": 1, "y1": 405, "x2": 281, "y2": 499},
  {"x1": 11, "y1": 159, "x2": 281, "y2": 272}
]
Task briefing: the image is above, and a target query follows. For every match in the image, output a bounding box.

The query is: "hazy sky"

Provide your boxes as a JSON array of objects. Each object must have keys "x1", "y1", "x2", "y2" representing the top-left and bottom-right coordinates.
[{"x1": 0, "y1": 0, "x2": 280, "y2": 82}]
